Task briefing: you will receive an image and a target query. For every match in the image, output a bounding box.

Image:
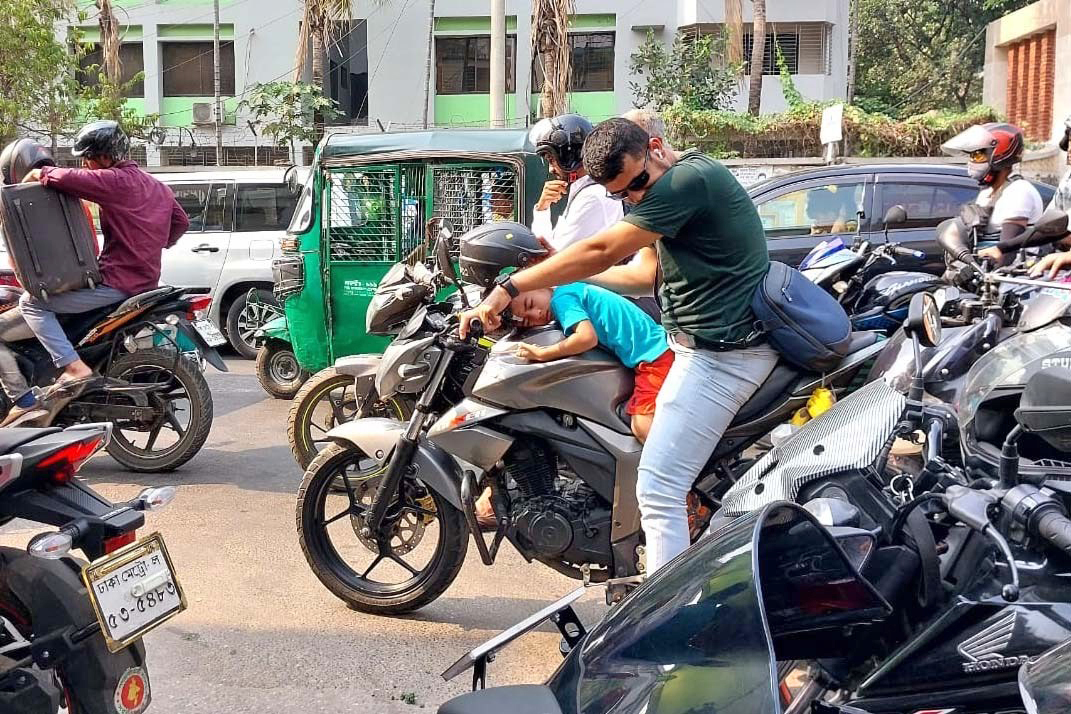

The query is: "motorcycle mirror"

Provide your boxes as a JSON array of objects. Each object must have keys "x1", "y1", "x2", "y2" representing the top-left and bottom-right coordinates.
[
  {"x1": 905, "y1": 292, "x2": 941, "y2": 349},
  {"x1": 883, "y1": 205, "x2": 908, "y2": 228},
  {"x1": 1014, "y1": 368, "x2": 1071, "y2": 451},
  {"x1": 434, "y1": 225, "x2": 470, "y2": 309}
]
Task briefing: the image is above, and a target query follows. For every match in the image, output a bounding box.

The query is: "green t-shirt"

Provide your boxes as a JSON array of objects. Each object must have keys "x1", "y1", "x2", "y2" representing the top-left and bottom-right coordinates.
[{"x1": 623, "y1": 151, "x2": 769, "y2": 344}]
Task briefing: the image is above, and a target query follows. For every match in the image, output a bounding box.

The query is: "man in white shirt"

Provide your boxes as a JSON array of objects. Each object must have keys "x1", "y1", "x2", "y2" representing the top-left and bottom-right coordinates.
[{"x1": 529, "y1": 114, "x2": 623, "y2": 252}]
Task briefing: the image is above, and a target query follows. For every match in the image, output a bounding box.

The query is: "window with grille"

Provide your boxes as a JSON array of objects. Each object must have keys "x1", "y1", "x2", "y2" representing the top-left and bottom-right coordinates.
[
  {"x1": 329, "y1": 170, "x2": 397, "y2": 262},
  {"x1": 432, "y1": 166, "x2": 518, "y2": 257},
  {"x1": 742, "y1": 23, "x2": 831, "y2": 76},
  {"x1": 435, "y1": 35, "x2": 517, "y2": 94},
  {"x1": 533, "y1": 32, "x2": 615, "y2": 92},
  {"x1": 162, "y1": 40, "x2": 235, "y2": 96},
  {"x1": 77, "y1": 43, "x2": 145, "y2": 97}
]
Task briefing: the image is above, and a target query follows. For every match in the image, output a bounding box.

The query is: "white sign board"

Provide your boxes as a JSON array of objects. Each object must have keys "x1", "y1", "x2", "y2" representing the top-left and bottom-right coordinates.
[
  {"x1": 820, "y1": 103, "x2": 844, "y2": 145},
  {"x1": 727, "y1": 165, "x2": 773, "y2": 187}
]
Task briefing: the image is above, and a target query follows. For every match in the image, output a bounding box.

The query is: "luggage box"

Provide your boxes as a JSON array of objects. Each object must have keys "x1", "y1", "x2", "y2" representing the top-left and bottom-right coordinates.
[{"x1": 0, "y1": 182, "x2": 102, "y2": 300}]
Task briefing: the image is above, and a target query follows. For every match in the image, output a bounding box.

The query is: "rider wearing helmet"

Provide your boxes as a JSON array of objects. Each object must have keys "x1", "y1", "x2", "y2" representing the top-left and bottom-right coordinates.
[
  {"x1": 941, "y1": 122, "x2": 1044, "y2": 265},
  {"x1": 1029, "y1": 114, "x2": 1071, "y2": 280},
  {"x1": 8, "y1": 120, "x2": 189, "y2": 424},
  {"x1": 529, "y1": 113, "x2": 622, "y2": 252}
]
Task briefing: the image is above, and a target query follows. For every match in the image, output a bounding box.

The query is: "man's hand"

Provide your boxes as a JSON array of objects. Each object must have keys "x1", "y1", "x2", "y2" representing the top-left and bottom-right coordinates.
[
  {"x1": 20, "y1": 168, "x2": 42, "y2": 184},
  {"x1": 516, "y1": 343, "x2": 552, "y2": 362},
  {"x1": 977, "y1": 246, "x2": 1004, "y2": 263},
  {"x1": 534, "y1": 236, "x2": 557, "y2": 261},
  {"x1": 457, "y1": 285, "x2": 511, "y2": 338},
  {"x1": 1029, "y1": 251, "x2": 1071, "y2": 280},
  {"x1": 534, "y1": 180, "x2": 567, "y2": 211}
]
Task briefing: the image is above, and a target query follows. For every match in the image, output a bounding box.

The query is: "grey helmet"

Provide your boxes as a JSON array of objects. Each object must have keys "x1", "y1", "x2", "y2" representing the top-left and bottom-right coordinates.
[
  {"x1": 458, "y1": 222, "x2": 548, "y2": 288},
  {"x1": 71, "y1": 120, "x2": 130, "y2": 163},
  {"x1": 0, "y1": 139, "x2": 55, "y2": 185}
]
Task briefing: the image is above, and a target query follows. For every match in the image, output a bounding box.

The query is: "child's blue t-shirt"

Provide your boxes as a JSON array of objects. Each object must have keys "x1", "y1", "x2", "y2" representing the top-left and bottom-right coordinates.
[{"x1": 550, "y1": 283, "x2": 668, "y2": 367}]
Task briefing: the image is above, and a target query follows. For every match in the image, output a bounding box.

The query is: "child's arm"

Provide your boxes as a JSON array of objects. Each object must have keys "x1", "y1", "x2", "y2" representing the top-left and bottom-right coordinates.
[{"x1": 517, "y1": 320, "x2": 598, "y2": 362}]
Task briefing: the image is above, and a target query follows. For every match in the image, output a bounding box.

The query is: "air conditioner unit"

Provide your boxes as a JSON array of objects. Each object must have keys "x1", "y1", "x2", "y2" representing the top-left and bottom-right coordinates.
[{"x1": 191, "y1": 102, "x2": 213, "y2": 125}]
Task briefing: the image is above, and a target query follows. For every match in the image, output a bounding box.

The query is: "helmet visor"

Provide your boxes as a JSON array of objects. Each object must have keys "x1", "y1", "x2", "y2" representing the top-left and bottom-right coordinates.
[{"x1": 941, "y1": 124, "x2": 995, "y2": 157}]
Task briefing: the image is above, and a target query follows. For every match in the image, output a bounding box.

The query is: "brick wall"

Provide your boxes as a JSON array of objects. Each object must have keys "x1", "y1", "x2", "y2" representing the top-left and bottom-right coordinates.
[{"x1": 1005, "y1": 29, "x2": 1056, "y2": 140}]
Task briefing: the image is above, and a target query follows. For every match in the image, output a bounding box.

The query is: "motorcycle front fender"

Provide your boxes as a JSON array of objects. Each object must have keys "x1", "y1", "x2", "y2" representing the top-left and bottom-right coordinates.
[
  {"x1": 326, "y1": 420, "x2": 463, "y2": 511},
  {"x1": 255, "y1": 314, "x2": 290, "y2": 343}
]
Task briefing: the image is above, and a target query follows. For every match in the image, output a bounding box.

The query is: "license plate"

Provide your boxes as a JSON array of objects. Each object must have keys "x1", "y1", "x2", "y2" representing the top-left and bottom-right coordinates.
[
  {"x1": 82, "y1": 533, "x2": 187, "y2": 653},
  {"x1": 191, "y1": 319, "x2": 226, "y2": 347}
]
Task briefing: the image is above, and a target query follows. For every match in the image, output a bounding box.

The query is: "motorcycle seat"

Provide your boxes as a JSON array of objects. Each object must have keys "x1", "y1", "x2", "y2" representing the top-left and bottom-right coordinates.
[
  {"x1": 106, "y1": 286, "x2": 179, "y2": 317},
  {"x1": 0, "y1": 427, "x2": 61, "y2": 453},
  {"x1": 438, "y1": 685, "x2": 562, "y2": 714}
]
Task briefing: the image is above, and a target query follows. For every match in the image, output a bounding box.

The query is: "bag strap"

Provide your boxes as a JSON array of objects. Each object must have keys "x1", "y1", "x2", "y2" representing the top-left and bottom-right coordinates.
[{"x1": 905, "y1": 507, "x2": 941, "y2": 609}]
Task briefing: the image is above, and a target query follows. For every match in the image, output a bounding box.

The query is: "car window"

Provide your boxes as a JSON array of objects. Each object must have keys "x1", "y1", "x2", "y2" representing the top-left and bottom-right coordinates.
[
  {"x1": 203, "y1": 183, "x2": 232, "y2": 232},
  {"x1": 235, "y1": 184, "x2": 297, "y2": 232},
  {"x1": 757, "y1": 182, "x2": 864, "y2": 238},
  {"x1": 169, "y1": 183, "x2": 209, "y2": 232},
  {"x1": 879, "y1": 182, "x2": 976, "y2": 229}
]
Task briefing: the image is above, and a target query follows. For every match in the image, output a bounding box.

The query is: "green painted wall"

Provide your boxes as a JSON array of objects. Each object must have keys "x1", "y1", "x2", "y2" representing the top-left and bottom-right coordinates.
[
  {"x1": 570, "y1": 14, "x2": 616, "y2": 30},
  {"x1": 434, "y1": 16, "x2": 519, "y2": 33},
  {"x1": 74, "y1": 25, "x2": 143, "y2": 42},
  {"x1": 434, "y1": 94, "x2": 524, "y2": 127},
  {"x1": 158, "y1": 24, "x2": 234, "y2": 39},
  {"x1": 563, "y1": 92, "x2": 617, "y2": 122},
  {"x1": 159, "y1": 97, "x2": 239, "y2": 127}
]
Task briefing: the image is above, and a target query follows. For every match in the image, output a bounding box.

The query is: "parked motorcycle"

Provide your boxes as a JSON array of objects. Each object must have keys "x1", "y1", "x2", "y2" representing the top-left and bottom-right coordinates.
[
  {"x1": 0, "y1": 287, "x2": 224, "y2": 472},
  {"x1": 295, "y1": 227, "x2": 887, "y2": 614},
  {"x1": 0, "y1": 423, "x2": 184, "y2": 713},
  {"x1": 438, "y1": 294, "x2": 1071, "y2": 714}
]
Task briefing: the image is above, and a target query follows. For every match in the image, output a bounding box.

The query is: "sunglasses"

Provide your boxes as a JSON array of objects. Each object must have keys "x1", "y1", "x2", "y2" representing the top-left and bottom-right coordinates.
[
  {"x1": 606, "y1": 150, "x2": 651, "y2": 201},
  {"x1": 968, "y1": 149, "x2": 989, "y2": 164}
]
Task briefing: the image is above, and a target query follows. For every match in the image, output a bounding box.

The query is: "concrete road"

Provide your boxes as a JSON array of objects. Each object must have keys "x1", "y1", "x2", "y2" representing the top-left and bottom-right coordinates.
[{"x1": 0, "y1": 359, "x2": 606, "y2": 713}]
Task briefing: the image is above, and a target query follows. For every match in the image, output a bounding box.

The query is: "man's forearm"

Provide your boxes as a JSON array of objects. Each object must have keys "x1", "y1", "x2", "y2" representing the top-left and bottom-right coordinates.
[{"x1": 511, "y1": 223, "x2": 656, "y2": 293}]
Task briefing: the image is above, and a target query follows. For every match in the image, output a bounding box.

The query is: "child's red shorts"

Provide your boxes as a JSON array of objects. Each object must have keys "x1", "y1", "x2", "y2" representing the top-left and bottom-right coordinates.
[{"x1": 626, "y1": 349, "x2": 674, "y2": 416}]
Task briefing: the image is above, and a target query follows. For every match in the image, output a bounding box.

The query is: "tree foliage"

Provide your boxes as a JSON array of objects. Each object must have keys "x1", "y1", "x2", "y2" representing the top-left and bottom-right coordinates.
[
  {"x1": 855, "y1": 0, "x2": 1034, "y2": 117},
  {"x1": 629, "y1": 30, "x2": 741, "y2": 113},
  {"x1": 239, "y1": 82, "x2": 340, "y2": 161}
]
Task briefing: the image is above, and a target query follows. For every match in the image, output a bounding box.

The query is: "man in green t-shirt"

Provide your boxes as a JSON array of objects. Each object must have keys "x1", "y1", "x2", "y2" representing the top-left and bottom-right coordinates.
[{"x1": 459, "y1": 118, "x2": 778, "y2": 573}]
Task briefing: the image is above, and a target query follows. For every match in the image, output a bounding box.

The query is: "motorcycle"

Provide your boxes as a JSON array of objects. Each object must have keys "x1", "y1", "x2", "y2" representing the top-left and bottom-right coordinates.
[
  {"x1": 0, "y1": 287, "x2": 224, "y2": 473},
  {"x1": 438, "y1": 293, "x2": 1071, "y2": 714},
  {"x1": 296, "y1": 228, "x2": 887, "y2": 614},
  {"x1": 0, "y1": 423, "x2": 184, "y2": 713}
]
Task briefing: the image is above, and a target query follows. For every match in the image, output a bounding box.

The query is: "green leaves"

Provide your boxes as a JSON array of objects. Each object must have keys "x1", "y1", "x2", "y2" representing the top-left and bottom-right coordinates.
[
  {"x1": 238, "y1": 81, "x2": 341, "y2": 150},
  {"x1": 629, "y1": 30, "x2": 741, "y2": 113}
]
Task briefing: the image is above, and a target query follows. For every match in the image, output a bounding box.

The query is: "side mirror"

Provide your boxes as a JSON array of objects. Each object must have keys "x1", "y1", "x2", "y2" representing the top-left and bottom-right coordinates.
[
  {"x1": 883, "y1": 205, "x2": 908, "y2": 227},
  {"x1": 283, "y1": 165, "x2": 301, "y2": 194},
  {"x1": 1014, "y1": 368, "x2": 1071, "y2": 451},
  {"x1": 904, "y1": 292, "x2": 941, "y2": 348}
]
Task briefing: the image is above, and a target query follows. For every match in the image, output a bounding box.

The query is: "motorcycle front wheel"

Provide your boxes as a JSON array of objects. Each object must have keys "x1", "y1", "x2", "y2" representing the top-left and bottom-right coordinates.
[{"x1": 297, "y1": 444, "x2": 468, "y2": 615}]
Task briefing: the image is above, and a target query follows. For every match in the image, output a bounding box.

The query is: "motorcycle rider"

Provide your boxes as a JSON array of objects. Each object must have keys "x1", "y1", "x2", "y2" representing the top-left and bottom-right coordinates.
[
  {"x1": 530, "y1": 113, "x2": 623, "y2": 251},
  {"x1": 1029, "y1": 114, "x2": 1071, "y2": 279},
  {"x1": 941, "y1": 123, "x2": 1044, "y2": 265},
  {"x1": 6, "y1": 120, "x2": 189, "y2": 424},
  {"x1": 459, "y1": 117, "x2": 778, "y2": 574}
]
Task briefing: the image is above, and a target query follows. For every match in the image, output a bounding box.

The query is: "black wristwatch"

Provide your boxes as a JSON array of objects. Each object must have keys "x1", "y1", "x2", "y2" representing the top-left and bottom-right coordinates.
[{"x1": 494, "y1": 273, "x2": 519, "y2": 298}]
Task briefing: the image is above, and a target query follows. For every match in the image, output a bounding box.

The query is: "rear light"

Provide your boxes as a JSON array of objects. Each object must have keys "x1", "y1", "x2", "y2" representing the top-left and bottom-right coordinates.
[
  {"x1": 28, "y1": 531, "x2": 73, "y2": 559},
  {"x1": 38, "y1": 436, "x2": 105, "y2": 484},
  {"x1": 104, "y1": 531, "x2": 137, "y2": 554},
  {"x1": 186, "y1": 295, "x2": 212, "y2": 320},
  {"x1": 136, "y1": 486, "x2": 176, "y2": 511}
]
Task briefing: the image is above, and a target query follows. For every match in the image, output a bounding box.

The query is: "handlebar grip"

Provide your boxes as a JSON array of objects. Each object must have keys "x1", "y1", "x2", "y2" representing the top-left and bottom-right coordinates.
[
  {"x1": 1035, "y1": 510, "x2": 1071, "y2": 555},
  {"x1": 467, "y1": 318, "x2": 484, "y2": 339},
  {"x1": 891, "y1": 245, "x2": 925, "y2": 259}
]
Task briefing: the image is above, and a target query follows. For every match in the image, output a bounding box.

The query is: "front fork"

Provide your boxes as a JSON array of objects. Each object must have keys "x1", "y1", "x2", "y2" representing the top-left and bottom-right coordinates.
[{"x1": 364, "y1": 350, "x2": 456, "y2": 539}]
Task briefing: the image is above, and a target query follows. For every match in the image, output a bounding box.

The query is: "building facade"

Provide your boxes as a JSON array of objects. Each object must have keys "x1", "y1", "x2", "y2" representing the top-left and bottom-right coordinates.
[
  {"x1": 63, "y1": 0, "x2": 849, "y2": 166},
  {"x1": 983, "y1": 0, "x2": 1070, "y2": 146}
]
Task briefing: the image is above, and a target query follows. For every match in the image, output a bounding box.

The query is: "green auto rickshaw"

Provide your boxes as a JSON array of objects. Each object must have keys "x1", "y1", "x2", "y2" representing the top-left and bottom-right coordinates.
[{"x1": 266, "y1": 129, "x2": 550, "y2": 466}]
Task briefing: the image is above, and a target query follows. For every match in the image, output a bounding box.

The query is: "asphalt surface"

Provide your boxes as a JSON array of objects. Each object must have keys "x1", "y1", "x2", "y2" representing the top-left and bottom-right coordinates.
[{"x1": 0, "y1": 358, "x2": 606, "y2": 713}]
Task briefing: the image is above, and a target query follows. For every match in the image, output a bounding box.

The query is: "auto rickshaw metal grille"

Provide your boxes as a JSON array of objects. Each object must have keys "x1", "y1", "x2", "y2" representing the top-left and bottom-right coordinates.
[
  {"x1": 431, "y1": 166, "x2": 519, "y2": 257},
  {"x1": 328, "y1": 170, "x2": 397, "y2": 262}
]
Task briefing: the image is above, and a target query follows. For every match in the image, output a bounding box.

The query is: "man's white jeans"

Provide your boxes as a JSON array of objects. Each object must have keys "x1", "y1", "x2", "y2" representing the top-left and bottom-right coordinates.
[{"x1": 637, "y1": 339, "x2": 779, "y2": 573}]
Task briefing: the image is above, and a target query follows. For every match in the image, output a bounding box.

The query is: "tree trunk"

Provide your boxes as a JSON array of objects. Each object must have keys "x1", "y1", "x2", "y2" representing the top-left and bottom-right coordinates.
[
  {"x1": 747, "y1": 0, "x2": 766, "y2": 115},
  {"x1": 422, "y1": 0, "x2": 436, "y2": 128},
  {"x1": 312, "y1": 32, "x2": 325, "y2": 139},
  {"x1": 724, "y1": 0, "x2": 743, "y2": 69},
  {"x1": 845, "y1": 0, "x2": 858, "y2": 104}
]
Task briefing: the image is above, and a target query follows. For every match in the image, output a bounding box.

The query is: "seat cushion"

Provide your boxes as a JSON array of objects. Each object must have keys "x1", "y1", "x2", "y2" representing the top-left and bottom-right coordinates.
[
  {"x1": 438, "y1": 686, "x2": 562, "y2": 714},
  {"x1": 108, "y1": 286, "x2": 178, "y2": 317},
  {"x1": 0, "y1": 428, "x2": 61, "y2": 454},
  {"x1": 732, "y1": 362, "x2": 802, "y2": 424}
]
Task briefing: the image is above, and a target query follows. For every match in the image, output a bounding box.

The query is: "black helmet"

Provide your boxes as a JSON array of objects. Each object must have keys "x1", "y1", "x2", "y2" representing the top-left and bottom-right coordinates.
[
  {"x1": 0, "y1": 139, "x2": 55, "y2": 185},
  {"x1": 458, "y1": 222, "x2": 548, "y2": 288},
  {"x1": 530, "y1": 113, "x2": 592, "y2": 177},
  {"x1": 71, "y1": 120, "x2": 130, "y2": 163}
]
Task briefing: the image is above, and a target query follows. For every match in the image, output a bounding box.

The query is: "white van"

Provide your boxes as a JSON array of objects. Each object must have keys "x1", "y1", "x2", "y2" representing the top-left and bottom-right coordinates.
[{"x1": 156, "y1": 167, "x2": 305, "y2": 358}]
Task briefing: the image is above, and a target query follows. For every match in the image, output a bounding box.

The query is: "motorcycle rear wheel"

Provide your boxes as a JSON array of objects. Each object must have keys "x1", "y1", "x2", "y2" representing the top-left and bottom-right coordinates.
[{"x1": 297, "y1": 443, "x2": 467, "y2": 615}]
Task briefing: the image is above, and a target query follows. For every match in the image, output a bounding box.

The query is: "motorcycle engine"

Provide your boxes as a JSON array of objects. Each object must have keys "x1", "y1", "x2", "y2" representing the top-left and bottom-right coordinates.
[{"x1": 505, "y1": 441, "x2": 612, "y2": 567}]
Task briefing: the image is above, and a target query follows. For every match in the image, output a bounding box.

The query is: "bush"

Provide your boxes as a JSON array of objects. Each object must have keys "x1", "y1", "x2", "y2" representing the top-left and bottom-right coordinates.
[{"x1": 665, "y1": 102, "x2": 1002, "y2": 159}]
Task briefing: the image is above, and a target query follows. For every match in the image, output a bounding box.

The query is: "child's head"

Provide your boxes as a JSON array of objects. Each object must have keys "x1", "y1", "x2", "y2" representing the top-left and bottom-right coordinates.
[{"x1": 510, "y1": 288, "x2": 554, "y2": 328}]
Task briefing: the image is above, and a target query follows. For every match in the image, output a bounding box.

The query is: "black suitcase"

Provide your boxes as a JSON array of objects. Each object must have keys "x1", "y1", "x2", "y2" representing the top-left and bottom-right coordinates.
[{"x1": 0, "y1": 182, "x2": 102, "y2": 300}]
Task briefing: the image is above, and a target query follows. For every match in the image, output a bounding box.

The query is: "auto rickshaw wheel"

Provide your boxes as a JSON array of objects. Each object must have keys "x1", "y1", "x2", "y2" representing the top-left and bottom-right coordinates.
[{"x1": 256, "y1": 339, "x2": 310, "y2": 400}]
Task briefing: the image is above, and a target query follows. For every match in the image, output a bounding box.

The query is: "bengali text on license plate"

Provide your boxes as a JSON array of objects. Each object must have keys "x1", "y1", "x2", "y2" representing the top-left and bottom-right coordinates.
[
  {"x1": 82, "y1": 533, "x2": 187, "y2": 652},
  {"x1": 192, "y1": 319, "x2": 226, "y2": 347}
]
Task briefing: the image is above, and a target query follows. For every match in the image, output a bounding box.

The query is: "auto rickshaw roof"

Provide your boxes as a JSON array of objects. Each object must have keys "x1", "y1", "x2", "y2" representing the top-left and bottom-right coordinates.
[{"x1": 319, "y1": 128, "x2": 536, "y2": 160}]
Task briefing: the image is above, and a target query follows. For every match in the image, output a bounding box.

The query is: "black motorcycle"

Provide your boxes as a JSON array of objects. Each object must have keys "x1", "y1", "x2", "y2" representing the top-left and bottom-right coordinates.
[
  {"x1": 0, "y1": 423, "x2": 184, "y2": 713},
  {"x1": 0, "y1": 287, "x2": 225, "y2": 472}
]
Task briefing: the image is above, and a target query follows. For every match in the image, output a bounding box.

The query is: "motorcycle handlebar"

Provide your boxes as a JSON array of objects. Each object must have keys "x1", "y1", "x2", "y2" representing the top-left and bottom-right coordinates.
[
  {"x1": 890, "y1": 245, "x2": 926, "y2": 259},
  {"x1": 1034, "y1": 510, "x2": 1071, "y2": 555}
]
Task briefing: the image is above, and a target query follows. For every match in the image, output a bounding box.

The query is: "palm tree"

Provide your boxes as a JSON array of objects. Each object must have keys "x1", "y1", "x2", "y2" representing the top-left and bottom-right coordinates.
[
  {"x1": 532, "y1": 0, "x2": 574, "y2": 118},
  {"x1": 724, "y1": 0, "x2": 743, "y2": 68},
  {"x1": 294, "y1": 0, "x2": 356, "y2": 91},
  {"x1": 422, "y1": 0, "x2": 435, "y2": 128},
  {"x1": 96, "y1": 0, "x2": 121, "y2": 85},
  {"x1": 746, "y1": 0, "x2": 766, "y2": 115}
]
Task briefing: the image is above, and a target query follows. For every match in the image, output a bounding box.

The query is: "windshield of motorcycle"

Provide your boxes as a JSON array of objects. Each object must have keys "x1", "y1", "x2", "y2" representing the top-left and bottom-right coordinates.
[
  {"x1": 955, "y1": 322, "x2": 1071, "y2": 424},
  {"x1": 799, "y1": 238, "x2": 848, "y2": 271},
  {"x1": 1019, "y1": 637, "x2": 1071, "y2": 714},
  {"x1": 557, "y1": 503, "x2": 888, "y2": 714},
  {"x1": 870, "y1": 321, "x2": 995, "y2": 394}
]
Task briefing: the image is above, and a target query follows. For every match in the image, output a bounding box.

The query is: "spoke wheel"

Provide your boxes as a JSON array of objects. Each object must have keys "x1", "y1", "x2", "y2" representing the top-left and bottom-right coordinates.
[
  {"x1": 288, "y1": 367, "x2": 412, "y2": 469},
  {"x1": 297, "y1": 444, "x2": 467, "y2": 614},
  {"x1": 226, "y1": 289, "x2": 280, "y2": 359}
]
